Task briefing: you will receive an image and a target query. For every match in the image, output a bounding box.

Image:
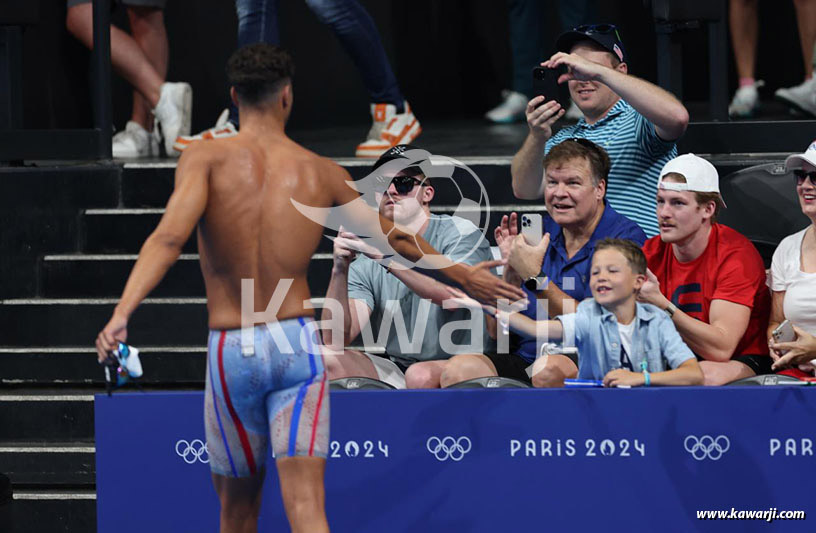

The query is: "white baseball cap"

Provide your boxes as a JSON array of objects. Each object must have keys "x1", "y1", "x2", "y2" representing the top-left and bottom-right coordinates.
[
  {"x1": 657, "y1": 153, "x2": 726, "y2": 207},
  {"x1": 784, "y1": 140, "x2": 816, "y2": 170}
]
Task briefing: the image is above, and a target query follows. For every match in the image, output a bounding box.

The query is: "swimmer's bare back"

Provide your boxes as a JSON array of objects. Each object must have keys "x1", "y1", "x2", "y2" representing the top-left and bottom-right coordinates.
[{"x1": 190, "y1": 132, "x2": 360, "y2": 330}]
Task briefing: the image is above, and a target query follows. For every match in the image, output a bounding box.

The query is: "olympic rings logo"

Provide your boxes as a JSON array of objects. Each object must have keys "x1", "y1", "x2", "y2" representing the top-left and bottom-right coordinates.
[
  {"x1": 426, "y1": 436, "x2": 472, "y2": 462},
  {"x1": 684, "y1": 435, "x2": 730, "y2": 461},
  {"x1": 175, "y1": 439, "x2": 210, "y2": 464}
]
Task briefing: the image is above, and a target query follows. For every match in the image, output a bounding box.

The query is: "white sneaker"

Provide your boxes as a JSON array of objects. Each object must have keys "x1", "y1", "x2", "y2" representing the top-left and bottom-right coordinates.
[
  {"x1": 775, "y1": 77, "x2": 816, "y2": 117},
  {"x1": 355, "y1": 102, "x2": 421, "y2": 158},
  {"x1": 485, "y1": 90, "x2": 528, "y2": 123},
  {"x1": 173, "y1": 108, "x2": 237, "y2": 152},
  {"x1": 153, "y1": 82, "x2": 193, "y2": 157},
  {"x1": 564, "y1": 101, "x2": 583, "y2": 121},
  {"x1": 729, "y1": 81, "x2": 763, "y2": 118},
  {"x1": 112, "y1": 121, "x2": 159, "y2": 158}
]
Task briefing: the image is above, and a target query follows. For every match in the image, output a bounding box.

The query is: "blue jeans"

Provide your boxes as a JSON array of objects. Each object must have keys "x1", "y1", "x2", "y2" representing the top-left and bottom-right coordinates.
[
  {"x1": 231, "y1": 0, "x2": 404, "y2": 124},
  {"x1": 509, "y1": 0, "x2": 597, "y2": 98}
]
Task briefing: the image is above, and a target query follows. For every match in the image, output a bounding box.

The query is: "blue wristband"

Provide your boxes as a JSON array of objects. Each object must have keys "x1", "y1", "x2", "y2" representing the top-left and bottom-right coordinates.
[{"x1": 641, "y1": 360, "x2": 650, "y2": 387}]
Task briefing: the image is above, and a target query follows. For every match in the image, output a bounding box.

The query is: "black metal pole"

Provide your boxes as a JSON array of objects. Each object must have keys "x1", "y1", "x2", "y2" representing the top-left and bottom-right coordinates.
[{"x1": 91, "y1": 0, "x2": 112, "y2": 159}]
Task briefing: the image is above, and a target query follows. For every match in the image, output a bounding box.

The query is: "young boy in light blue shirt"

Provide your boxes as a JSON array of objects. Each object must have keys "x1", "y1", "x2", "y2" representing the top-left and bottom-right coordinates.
[{"x1": 493, "y1": 238, "x2": 703, "y2": 387}]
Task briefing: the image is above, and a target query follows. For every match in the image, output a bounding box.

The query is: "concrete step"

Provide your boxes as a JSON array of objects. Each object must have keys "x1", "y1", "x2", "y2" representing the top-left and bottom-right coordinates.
[
  {"x1": 0, "y1": 347, "x2": 207, "y2": 386},
  {"x1": 0, "y1": 392, "x2": 94, "y2": 442},
  {"x1": 0, "y1": 299, "x2": 210, "y2": 347},
  {"x1": 39, "y1": 254, "x2": 334, "y2": 298},
  {"x1": 0, "y1": 298, "x2": 336, "y2": 347},
  {"x1": 9, "y1": 490, "x2": 95, "y2": 533},
  {"x1": 0, "y1": 442, "x2": 95, "y2": 487}
]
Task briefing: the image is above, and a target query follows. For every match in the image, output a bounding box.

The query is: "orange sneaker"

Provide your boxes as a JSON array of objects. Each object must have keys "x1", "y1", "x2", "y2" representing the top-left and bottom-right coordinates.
[
  {"x1": 355, "y1": 102, "x2": 421, "y2": 158},
  {"x1": 173, "y1": 109, "x2": 237, "y2": 152}
]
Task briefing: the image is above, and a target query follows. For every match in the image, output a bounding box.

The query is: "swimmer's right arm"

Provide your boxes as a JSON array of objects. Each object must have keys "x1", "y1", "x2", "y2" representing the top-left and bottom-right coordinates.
[{"x1": 96, "y1": 146, "x2": 209, "y2": 362}]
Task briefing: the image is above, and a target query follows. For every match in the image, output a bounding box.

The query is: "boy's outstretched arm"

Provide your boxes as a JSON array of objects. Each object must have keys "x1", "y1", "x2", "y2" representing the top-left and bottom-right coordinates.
[{"x1": 603, "y1": 359, "x2": 703, "y2": 387}]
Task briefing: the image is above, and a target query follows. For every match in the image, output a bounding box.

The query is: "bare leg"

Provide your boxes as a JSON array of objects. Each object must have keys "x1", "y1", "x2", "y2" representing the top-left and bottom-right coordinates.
[
  {"x1": 699, "y1": 360, "x2": 755, "y2": 386},
  {"x1": 211, "y1": 471, "x2": 264, "y2": 533},
  {"x1": 793, "y1": 0, "x2": 816, "y2": 79},
  {"x1": 322, "y1": 349, "x2": 378, "y2": 379},
  {"x1": 439, "y1": 354, "x2": 496, "y2": 387},
  {"x1": 66, "y1": 3, "x2": 163, "y2": 107},
  {"x1": 276, "y1": 456, "x2": 329, "y2": 533},
  {"x1": 729, "y1": 0, "x2": 759, "y2": 80},
  {"x1": 127, "y1": 6, "x2": 169, "y2": 130},
  {"x1": 530, "y1": 354, "x2": 578, "y2": 388},
  {"x1": 404, "y1": 360, "x2": 447, "y2": 388}
]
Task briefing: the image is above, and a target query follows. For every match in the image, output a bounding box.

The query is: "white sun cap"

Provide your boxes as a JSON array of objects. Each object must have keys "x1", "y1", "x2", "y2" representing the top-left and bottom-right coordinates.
[
  {"x1": 657, "y1": 153, "x2": 726, "y2": 207},
  {"x1": 784, "y1": 139, "x2": 816, "y2": 171}
]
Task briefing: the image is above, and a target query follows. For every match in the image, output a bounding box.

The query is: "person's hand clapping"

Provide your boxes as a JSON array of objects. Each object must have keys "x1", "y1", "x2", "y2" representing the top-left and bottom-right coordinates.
[
  {"x1": 495, "y1": 213, "x2": 524, "y2": 285},
  {"x1": 331, "y1": 226, "x2": 359, "y2": 271},
  {"x1": 508, "y1": 233, "x2": 550, "y2": 281}
]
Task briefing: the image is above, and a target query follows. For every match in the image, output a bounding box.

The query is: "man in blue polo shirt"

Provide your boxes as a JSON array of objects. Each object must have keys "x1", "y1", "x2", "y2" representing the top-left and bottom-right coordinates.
[
  {"x1": 481, "y1": 139, "x2": 646, "y2": 386},
  {"x1": 510, "y1": 24, "x2": 689, "y2": 237}
]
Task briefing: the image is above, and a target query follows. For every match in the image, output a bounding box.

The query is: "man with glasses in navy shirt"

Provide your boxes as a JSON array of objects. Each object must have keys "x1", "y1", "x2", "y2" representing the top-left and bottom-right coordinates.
[{"x1": 511, "y1": 24, "x2": 689, "y2": 237}]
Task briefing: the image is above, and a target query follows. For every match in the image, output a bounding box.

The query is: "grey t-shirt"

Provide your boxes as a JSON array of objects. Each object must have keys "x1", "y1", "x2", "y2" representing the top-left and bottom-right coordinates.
[{"x1": 347, "y1": 215, "x2": 495, "y2": 365}]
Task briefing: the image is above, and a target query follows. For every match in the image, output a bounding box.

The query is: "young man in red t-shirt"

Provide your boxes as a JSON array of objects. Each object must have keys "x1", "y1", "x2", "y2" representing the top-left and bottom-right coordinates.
[{"x1": 638, "y1": 154, "x2": 771, "y2": 385}]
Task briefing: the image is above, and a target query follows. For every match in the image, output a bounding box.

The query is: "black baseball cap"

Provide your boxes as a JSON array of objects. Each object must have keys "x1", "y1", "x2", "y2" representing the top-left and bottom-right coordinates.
[
  {"x1": 555, "y1": 24, "x2": 627, "y2": 64},
  {"x1": 371, "y1": 144, "x2": 423, "y2": 172}
]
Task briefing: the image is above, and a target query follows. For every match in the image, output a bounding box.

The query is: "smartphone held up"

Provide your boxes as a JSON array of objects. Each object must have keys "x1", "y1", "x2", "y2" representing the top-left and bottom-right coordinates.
[{"x1": 532, "y1": 66, "x2": 570, "y2": 110}]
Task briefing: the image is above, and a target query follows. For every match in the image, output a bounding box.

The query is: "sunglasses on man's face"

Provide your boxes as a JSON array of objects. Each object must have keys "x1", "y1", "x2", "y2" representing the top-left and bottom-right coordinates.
[
  {"x1": 389, "y1": 175, "x2": 424, "y2": 195},
  {"x1": 793, "y1": 169, "x2": 816, "y2": 185}
]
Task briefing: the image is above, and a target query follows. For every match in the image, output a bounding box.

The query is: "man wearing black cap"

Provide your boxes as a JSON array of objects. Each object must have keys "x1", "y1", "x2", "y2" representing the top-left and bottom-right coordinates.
[
  {"x1": 511, "y1": 24, "x2": 690, "y2": 238},
  {"x1": 321, "y1": 145, "x2": 499, "y2": 388}
]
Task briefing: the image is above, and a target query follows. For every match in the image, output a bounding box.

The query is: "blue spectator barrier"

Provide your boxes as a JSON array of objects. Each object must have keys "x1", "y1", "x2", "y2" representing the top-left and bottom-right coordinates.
[{"x1": 96, "y1": 388, "x2": 816, "y2": 532}]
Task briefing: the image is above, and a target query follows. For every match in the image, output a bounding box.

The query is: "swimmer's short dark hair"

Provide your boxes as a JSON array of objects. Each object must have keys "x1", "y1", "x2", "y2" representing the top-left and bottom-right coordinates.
[{"x1": 227, "y1": 44, "x2": 295, "y2": 107}]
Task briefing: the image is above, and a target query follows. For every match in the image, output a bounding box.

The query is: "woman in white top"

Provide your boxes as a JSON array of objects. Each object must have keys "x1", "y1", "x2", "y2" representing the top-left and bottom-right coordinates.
[{"x1": 768, "y1": 141, "x2": 816, "y2": 372}]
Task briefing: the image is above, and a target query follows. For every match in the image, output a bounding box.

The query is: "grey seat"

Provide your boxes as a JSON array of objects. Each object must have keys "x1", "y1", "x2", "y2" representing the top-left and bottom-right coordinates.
[
  {"x1": 718, "y1": 162, "x2": 811, "y2": 266},
  {"x1": 726, "y1": 374, "x2": 804, "y2": 386},
  {"x1": 448, "y1": 377, "x2": 530, "y2": 389},
  {"x1": 330, "y1": 377, "x2": 396, "y2": 391}
]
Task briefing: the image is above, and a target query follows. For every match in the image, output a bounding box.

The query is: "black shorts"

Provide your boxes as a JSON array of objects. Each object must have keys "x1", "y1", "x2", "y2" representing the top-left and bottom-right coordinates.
[
  {"x1": 732, "y1": 354, "x2": 773, "y2": 375},
  {"x1": 695, "y1": 353, "x2": 773, "y2": 375},
  {"x1": 486, "y1": 352, "x2": 533, "y2": 384}
]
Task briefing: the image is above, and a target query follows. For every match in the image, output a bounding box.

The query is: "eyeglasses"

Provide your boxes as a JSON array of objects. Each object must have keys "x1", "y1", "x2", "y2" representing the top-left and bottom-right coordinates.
[
  {"x1": 574, "y1": 24, "x2": 622, "y2": 42},
  {"x1": 794, "y1": 169, "x2": 816, "y2": 185},
  {"x1": 389, "y1": 174, "x2": 424, "y2": 195}
]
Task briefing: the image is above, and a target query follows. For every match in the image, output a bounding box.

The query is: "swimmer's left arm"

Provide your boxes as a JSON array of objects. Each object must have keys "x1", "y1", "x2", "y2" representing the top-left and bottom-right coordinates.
[{"x1": 113, "y1": 147, "x2": 209, "y2": 320}]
